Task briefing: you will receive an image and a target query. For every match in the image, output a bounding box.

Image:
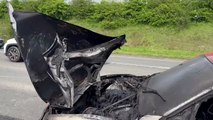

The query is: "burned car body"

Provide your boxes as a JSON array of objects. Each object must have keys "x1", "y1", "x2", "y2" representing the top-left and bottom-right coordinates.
[
  {"x1": 8, "y1": 2, "x2": 213, "y2": 120},
  {"x1": 12, "y1": 10, "x2": 126, "y2": 108}
]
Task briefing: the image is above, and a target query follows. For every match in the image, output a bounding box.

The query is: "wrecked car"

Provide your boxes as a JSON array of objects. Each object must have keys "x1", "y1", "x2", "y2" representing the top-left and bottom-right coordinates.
[{"x1": 7, "y1": 2, "x2": 213, "y2": 120}]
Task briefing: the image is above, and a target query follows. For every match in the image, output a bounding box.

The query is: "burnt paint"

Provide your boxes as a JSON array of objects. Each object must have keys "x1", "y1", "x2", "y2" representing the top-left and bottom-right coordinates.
[
  {"x1": 12, "y1": 11, "x2": 126, "y2": 108},
  {"x1": 138, "y1": 56, "x2": 213, "y2": 116}
]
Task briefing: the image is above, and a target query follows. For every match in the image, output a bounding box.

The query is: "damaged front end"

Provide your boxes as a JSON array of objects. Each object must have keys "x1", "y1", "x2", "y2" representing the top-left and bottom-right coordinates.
[
  {"x1": 8, "y1": 2, "x2": 213, "y2": 120},
  {"x1": 11, "y1": 9, "x2": 126, "y2": 109}
]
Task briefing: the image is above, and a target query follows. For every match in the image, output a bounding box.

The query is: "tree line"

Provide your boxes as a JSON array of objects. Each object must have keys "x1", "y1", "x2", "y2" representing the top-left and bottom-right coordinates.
[{"x1": 0, "y1": 0, "x2": 213, "y2": 29}]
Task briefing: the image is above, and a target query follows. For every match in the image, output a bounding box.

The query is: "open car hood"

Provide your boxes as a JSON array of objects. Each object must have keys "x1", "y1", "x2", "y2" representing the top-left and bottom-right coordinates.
[{"x1": 10, "y1": 9, "x2": 126, "y2": 108}]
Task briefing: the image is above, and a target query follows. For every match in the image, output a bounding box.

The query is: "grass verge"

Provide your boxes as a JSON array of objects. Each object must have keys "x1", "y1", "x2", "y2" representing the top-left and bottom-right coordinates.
[
  {"x1": 0, "y1": 17, "x2": 13, "y2": 41},
  {"x1": 69, "y1": 19, "x2": 213, "y2": 59},
  {"x1": 114, "y1": 46, "x2": 203, "y2": 59},
  {"x1": 1, "y1": 18, "x2": 212, "y2": 59}
]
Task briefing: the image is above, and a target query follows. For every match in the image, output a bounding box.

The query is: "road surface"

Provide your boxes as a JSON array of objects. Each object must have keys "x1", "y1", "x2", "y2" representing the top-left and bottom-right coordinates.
[{"x1": 0, "y1": 49, "x2": 183, "y2": 120}]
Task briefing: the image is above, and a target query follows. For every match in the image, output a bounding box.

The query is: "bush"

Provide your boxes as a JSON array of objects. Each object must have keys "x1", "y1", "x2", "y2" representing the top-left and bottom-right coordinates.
[
  {"x1": 151, "y1": 3, "x2": 189, "y2": 26},
  {"x1": 188, "y1": 0, "x2": 213, "y2": 22},
  {"x1": 70, "y1": 0, "x2": 95, "y2": 19},
  {"x1": 134, "y1": 0, "x2": 189, "y2": 27},
  {"x1": 88, "y1": 1, "x2": 128, "y2": 29},
  {"x1": 37, "y1": 0, "x2": 71, "y2": 20},
  {"x1": 0, "y1": 1, "x2": 7, "y2": 19},
  {"x1": 190, "y1": 8, "x2": 213, "y2": 22},
  {"x1": 0, "y1": 0, "x2": 213, "y2": 31},
  {"x1": 20, "y1": 1, "x2": 40, "y2": 12}
]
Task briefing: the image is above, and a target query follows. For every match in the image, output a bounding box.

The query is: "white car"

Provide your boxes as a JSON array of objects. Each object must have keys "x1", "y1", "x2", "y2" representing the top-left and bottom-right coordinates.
[{"x1": 3, "y1": 38, "x2": 22, "y2": 62}]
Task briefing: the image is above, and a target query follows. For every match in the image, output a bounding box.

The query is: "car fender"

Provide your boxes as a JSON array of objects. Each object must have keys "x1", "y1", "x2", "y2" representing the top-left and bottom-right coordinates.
[{"x1": 3, "y1": 38, "x2": 17, "y2": 55}]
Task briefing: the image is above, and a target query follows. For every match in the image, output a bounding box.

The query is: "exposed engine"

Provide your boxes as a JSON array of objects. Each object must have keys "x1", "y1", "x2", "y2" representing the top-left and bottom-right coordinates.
[{"x1": 42, "y1": 74, "x2": 154, "y2": 120}]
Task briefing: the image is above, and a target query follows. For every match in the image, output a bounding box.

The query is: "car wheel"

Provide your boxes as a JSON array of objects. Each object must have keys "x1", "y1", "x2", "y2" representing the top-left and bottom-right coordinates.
[{"x1": 6, "y1": 46, "x2": 22, "y2": 62}]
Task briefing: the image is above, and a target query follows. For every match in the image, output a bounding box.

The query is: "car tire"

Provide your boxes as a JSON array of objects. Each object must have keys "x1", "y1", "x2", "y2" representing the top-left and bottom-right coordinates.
[{"x1": 6, "y1": 46, "x2": 22, "y2": 62}]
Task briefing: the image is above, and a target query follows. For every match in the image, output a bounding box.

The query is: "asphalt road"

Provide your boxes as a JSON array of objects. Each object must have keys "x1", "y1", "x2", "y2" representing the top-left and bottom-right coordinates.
[{"x1": 0, "y1": 49, "x2": 183, "y2": 120}]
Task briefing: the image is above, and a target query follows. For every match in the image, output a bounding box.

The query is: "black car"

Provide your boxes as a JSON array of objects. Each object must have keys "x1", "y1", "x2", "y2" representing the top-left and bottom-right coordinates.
[{"x1": 0, "y1": 37, "x2": 4, "y2": 48}]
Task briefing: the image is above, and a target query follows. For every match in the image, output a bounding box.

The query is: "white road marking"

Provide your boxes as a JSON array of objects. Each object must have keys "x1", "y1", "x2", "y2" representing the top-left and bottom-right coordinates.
[
  {"x1": 110, "y1": 61, "x2": 171, "y2": 70},
  {"x1": 111, "y1": 55, "x2": 184, "y2": 63}
]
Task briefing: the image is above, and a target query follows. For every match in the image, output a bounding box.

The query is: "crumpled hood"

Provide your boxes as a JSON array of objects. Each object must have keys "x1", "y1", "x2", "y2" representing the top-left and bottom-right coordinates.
[{"x1": 11, "y1": 10, "x2": 126, "y2": 108}]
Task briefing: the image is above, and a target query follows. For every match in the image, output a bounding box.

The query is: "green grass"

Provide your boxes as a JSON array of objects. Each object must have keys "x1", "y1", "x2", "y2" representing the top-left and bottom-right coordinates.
[
  {"x1": 1, "y1": 18, "x2": 212, "y2": 59},
  {"x1": 69, "y1": 19, "x2": 213, "y2": 59},
  {"x1": 114, "y1": 46, "x2": 203, "y2": 59},
  {"x1": 0, "y1": 17, "x2": 13, "y2": 41}
]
